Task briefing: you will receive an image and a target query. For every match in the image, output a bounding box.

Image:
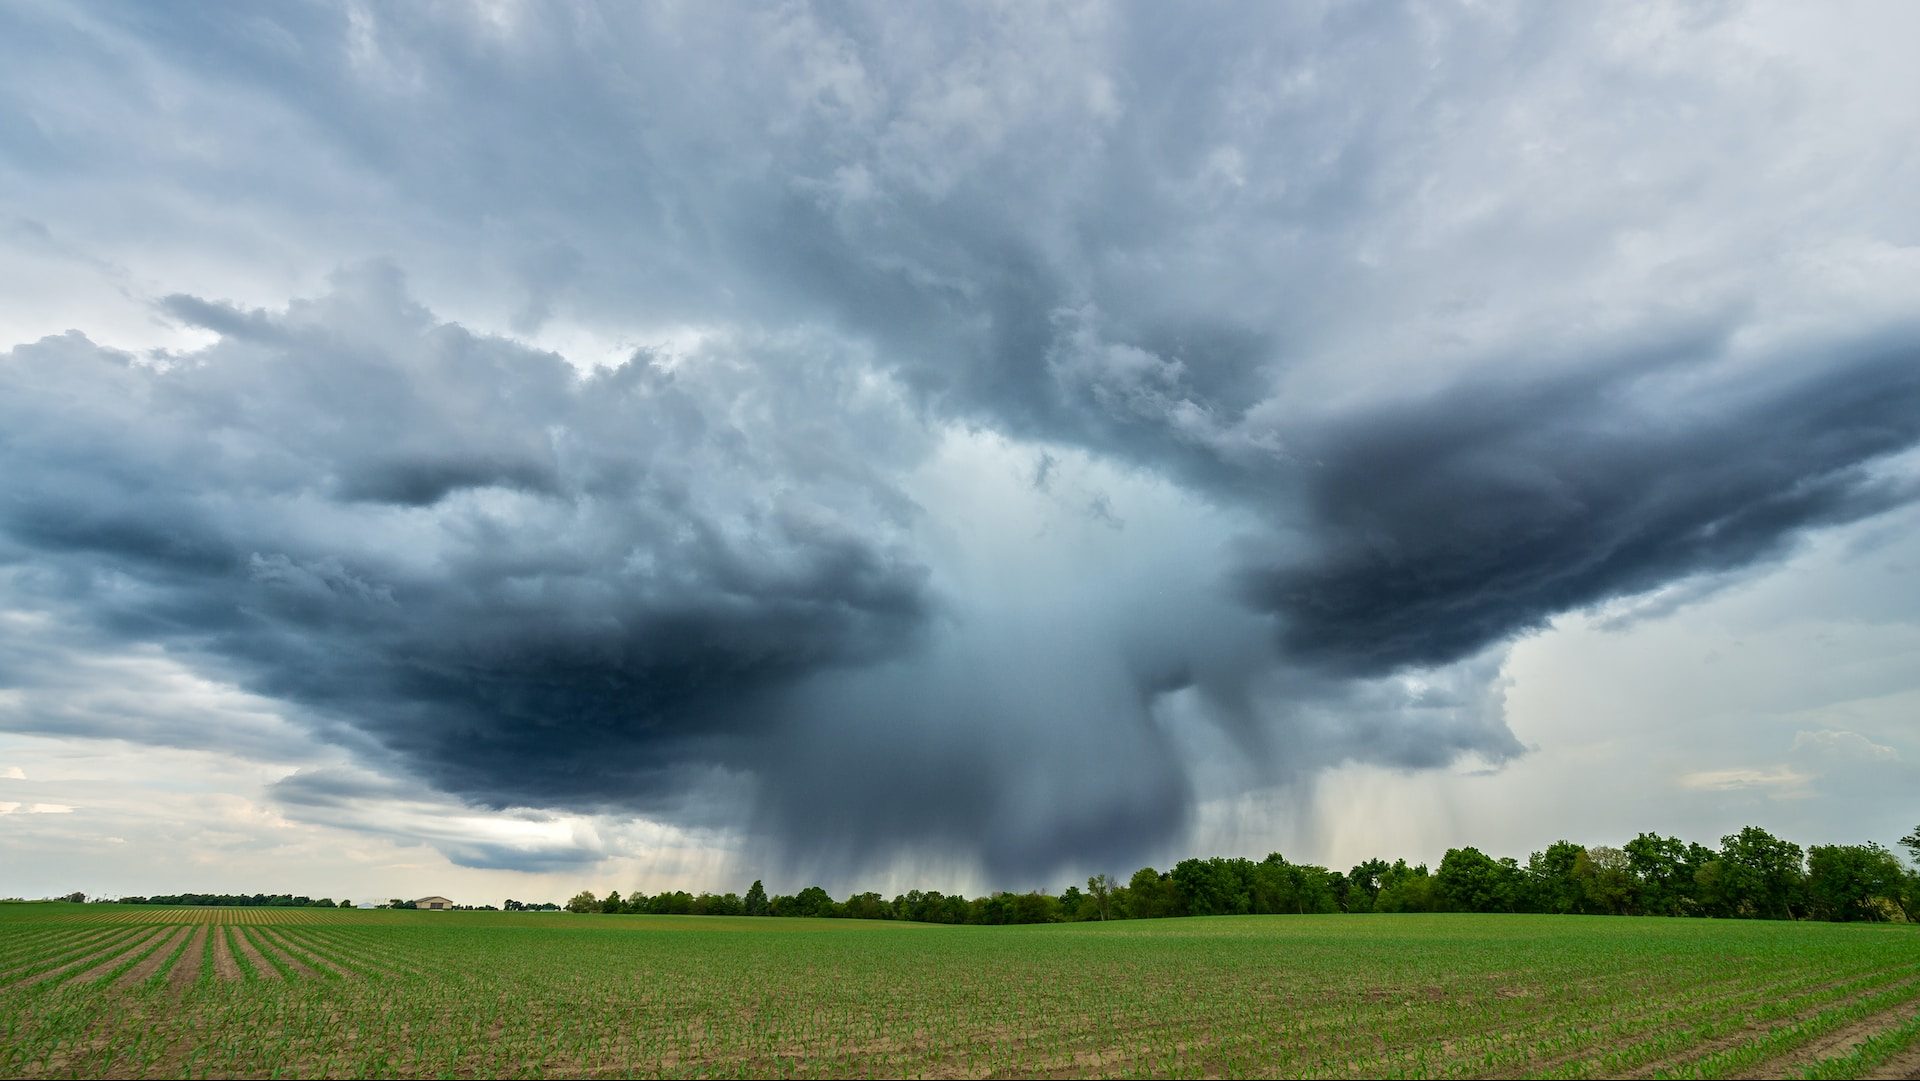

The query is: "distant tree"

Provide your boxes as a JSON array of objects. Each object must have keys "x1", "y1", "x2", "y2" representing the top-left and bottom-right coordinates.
[
  {"x1": 1436, "y1": 847, "x2": 1519, "y2": 913},
  {"x1": 1718, "y1": 826, "x2": 1806, "y2": 920},
  {"x1": 1172, "y1": 857, "x2": 1251, "y2": 916},
  {"x1": 1623, "y1": 833, "x2": 1694, "y2": 916},
  {"x1": 1344, "y1": 858, "x2": 1392, "y2": 913},
  {"x1": 1057, "y1": 885, "x2": 1087, "y2": 920},
  {"x1": 1009, "y1": 891, "x2": 1062, "y2": 924},
  {"x1": 1525, "y1": 841, "x2": 1587, "y2": 914},
  {"x1": 564, "y1": 890, "x2": 598, "y2": 914},
  {"x1": 788, "y1": 885, "x2": 836, "y2": 918},
  {"x1": 1806, "y1": 844, "x2": 1907, "y2": 922},
  {"x1": 1086, "y1": 874, "x2": 1114, "y2": 921},
  {"x1": 1374, "y1": 861, "x2": 1436, "y2": 912},
  {"x1": 1573, "y1": 847, "x2": 1634, "y2": 916},
  {"x1": 61, "y1": 892, "x2": 86, "y2": 904},
  {"x1": 743, "y1": 880, "x2": 770, "y2": 917},
  {"x1": 1126, "y1": 867, "x2": 1179, "y2": 919},
  {"x1": 841, "y1": 891, "x2": 889, "y2": 920}
]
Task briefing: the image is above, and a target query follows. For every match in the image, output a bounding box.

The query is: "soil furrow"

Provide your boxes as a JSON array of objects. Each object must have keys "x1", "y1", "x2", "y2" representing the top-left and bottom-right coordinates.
[
  {"x1": 210, "y1": 922, "x2": 242, "y2": 981},
  {"x1": 0, "y1": 928, "x2": 153, "y2": 991},
  {"x1": 110, "y1": 926, "x2": 191, "y2": 990},
  {"x1": 167, "y1": 925, "x2": 210, "y2": 993},
  {"x1": 229, "y1": 925, "x2": 284, "y2": 980},
  {"x1": 244, "y1": 926, "x2": 320, "y2": 978},
  {"x1": 19, "y1": 927, "x2": 169, "y2": 990},
  {"x1": 258, "y1": 928, "x2": 355, "y2": 979}
]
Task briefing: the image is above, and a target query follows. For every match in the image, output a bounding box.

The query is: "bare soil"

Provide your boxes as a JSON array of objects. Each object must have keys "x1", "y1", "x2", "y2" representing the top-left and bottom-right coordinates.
[
  {"x1": 258, "y1": 927, "x2": 354, "y2": 978},
  {"x1": 1866, "y1": 1039, "x2": 1920, "y2": 1080},
  {"x1": 167, "y1": 925, "x2": 209, "y2": 993},
  {"x1": 110, "y1": 926, "x2": 191, "y2": 990},
  {"x1": 210, "y1": 925, "x2": 242, "y2": 982},
  {"x1": 1733, "y1": 998, "x2": 1920, "y2": 1079},
  {"x1": 244, "y1": 927, "x2": 322, "y2": 978},
  {"x1": 228, "y1": 925, "x2": 284, "y2": 980},
  {"x1": 1620, "y1": 974, "x2": 1920, "y2": 1080},
  {"x1": 4, "y1": 928, "x2": 165, "y2": 991}
]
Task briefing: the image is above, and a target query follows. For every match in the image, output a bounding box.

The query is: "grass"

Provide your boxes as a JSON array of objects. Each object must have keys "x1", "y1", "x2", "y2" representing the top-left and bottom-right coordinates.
[{"x1": 0, "y1": 903, "x2": 1916, "y2": 1078}]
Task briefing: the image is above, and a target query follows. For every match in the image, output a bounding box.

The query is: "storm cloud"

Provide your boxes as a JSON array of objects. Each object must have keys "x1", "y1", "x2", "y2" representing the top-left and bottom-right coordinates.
[
  {"x1": 4, "y1": 1, "x2": 1920, "y2": 883},
  {"x1": 1242, "y1": 333, "x2": 1920, "y2": 675},
  {"x1": 1, "y1": 269, "x2": 934, "y2": 819}
]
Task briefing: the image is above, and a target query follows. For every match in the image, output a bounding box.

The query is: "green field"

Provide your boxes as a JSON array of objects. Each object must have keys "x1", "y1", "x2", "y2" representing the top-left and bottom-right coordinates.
[{"x1": 1, "y1": 904, "x2": 1917, "y2": 1079}]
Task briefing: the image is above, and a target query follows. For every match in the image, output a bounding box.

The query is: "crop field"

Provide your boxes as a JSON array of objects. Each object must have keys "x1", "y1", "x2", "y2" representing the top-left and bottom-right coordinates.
[{"x1": 0, "y1": 904, "x2": 1916, "y2": 1079}]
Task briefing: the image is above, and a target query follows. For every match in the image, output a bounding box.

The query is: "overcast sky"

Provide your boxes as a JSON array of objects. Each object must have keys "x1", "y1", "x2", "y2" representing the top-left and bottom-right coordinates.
[{"x1": 3, "y1": 1, "x2": 1917, "y2": 906}]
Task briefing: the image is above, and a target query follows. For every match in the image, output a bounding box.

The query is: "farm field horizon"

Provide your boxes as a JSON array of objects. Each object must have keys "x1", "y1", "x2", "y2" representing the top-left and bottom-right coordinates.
[{"x1": 2, "y1": 903, "x2": 1917, "y2": 1079}]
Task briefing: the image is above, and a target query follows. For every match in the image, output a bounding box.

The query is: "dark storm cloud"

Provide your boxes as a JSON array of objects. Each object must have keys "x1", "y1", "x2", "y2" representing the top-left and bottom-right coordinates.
[
  {"x1": 0, "y1": 268, "x2": 934, "y2": 817},
  {"x1": 1241, "y1": 336, "x2": 1920, "y2": 675},
  {"x1": 6, "y1": 1, "x2": 1920, "y2": 882}
]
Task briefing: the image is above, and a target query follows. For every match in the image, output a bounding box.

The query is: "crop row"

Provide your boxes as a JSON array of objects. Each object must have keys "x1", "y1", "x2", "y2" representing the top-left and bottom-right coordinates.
[{"x1": 1, "y1": 908, "x2": 1915, "y2": 1079}]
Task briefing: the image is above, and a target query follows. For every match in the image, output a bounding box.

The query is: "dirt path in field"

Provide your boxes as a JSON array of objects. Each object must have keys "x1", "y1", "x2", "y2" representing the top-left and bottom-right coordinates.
[
  {"x1": 293, "y1": 929, "x2": 428, "y2": 981},
  {"x1": 243, "y1": 927, "x2": 322, "y2": 978},
  {"x1": 1865, "y1": 1039, "x2": 1920, "y2": 1079},
  {"x1": 229, "y1": 926, "x2": 284, "y2": 980},
  {"x1": 0, "y1": 926, "x2": 127, "y2": 981},
  {"x1": 210, "y1": 926, "x2": 242, "y2": 981},
  {"x1": 1, "y1": 928, "x2": 162, "y2": 991},
  {"x1": 257, "y1": 928, "x2": 353, "y2": 979},
  {"x1": 109, "y1": 926, "x2": 190, "y2": 990},
  {"x1": 167, "y1": 925, "x2": 209, "y2": 993},
  {"x1": 1732, "y1": 996, "x2": 1920, "y2": 1079},
  {"x1": 43, "y1": 927, "x2": 170, "y2": 989},
  {"x1": 1618, "y1": 974, "x2": 1920, "y2": 1080}
]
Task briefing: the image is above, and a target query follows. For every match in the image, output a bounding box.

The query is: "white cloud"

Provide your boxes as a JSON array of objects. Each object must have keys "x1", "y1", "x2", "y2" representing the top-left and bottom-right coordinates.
[
  {"x1": 1792, "y1": 729, "x2": 1898, "y2": 761},
  {"x1": 0, "y1": 802, "x2": 75, "y2": 815},
  {"x1": 1677, "y1": 767, "x2": 1812, "y2": 796}
]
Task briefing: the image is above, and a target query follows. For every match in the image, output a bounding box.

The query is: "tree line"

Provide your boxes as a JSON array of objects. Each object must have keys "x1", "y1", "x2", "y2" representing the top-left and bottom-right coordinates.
[
  {"x1": 565, "y1": 825, "x2": 1920, "y2": 925},
  {"x1": 105, "y1": 893, "x2": 349, "y2": 907}
]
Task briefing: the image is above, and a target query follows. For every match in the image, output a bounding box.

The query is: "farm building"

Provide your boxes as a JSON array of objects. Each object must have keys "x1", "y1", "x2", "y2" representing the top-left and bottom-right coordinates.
[{"x1": 415, "y1": 896, "x2": 453, "y2": 910}]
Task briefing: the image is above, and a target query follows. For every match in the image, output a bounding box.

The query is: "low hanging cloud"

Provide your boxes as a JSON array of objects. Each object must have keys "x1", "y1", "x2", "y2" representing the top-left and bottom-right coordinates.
[
  {"x1": 4, "y1": 2, "x2": 1920, "y2": 882},
  {"x1": 1, "y1": 267, "x2": 935, "y2": 825},
  {"x1": 1238, "y1": 334, "x2": 1920, "y2": 675}
]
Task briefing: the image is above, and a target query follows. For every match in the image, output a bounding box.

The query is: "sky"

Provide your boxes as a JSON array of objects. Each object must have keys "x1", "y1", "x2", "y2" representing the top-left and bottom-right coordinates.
[{"x1": 2, "y1": 1, "x2": 1917, "y2": 907}]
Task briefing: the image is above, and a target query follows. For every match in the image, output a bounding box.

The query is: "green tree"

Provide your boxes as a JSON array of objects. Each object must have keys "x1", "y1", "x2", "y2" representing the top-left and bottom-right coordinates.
[
  {"x1": 1624, "y1": 833, "x2": 1693, "y2": 916},
  {"x1": 1573, "y1": 846, "x2": 1634, "y2": 915},
  {"x1": 1343, "y1": 858, "x2": 1392, "y2": 913},
  {"x1": 1525, "y1": 841, "x2": 1587, "y2": 914},
  {"x1": 1086, "y1": 874, "x2": 1114, "y2": 921},
  {"x1": 1058, "y1": 885, "x2": 1092, "y2": 921},
  {"x1": 743, "y1": 879, "x2": 770, "y2": 916},
  {"x1": 1374, "y1": 861, "x2": 1436, "y2": 912},
  {"x1": 842, "y1": 891, "x2": 890, "y2": 920},
  {"x1": 1900, "y1": 826, "x2": 1920, "y2": 865},
  {"x1": 1125, "y1": 867, "x2": 1179, "y2": 919},
  {"x1": 1436, "y1": 847, "x2": 1519, "y2": 913},
  {"x1": 564, "y1": 890, "x2": 598, "y2": 914},
  {"x1": 1806, "y1": 843, "x2": 1907, "y2": 922},
  {"x1": 789, "y1": 885, "x2": 836, "y2": 918},
  {"x1": 1718, "y1": 826, "x2": 1806, "y2": 920},
  {"x1": 1172, "y1": 857, "x2": 1251, "y2": 916}
]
